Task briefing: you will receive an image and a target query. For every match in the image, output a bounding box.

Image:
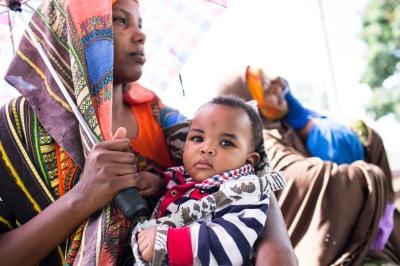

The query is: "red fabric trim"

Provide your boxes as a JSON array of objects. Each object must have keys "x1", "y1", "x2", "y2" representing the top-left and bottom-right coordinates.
[
  {"x1": 188, "y1": 188, "x2": 209, "y2": 200},
  {"x1": 158, "y1": 182, "x2": 196, "y2": 217},
  {"x1": 168, "y1": 227, "x2": 193, "y2": 266}
]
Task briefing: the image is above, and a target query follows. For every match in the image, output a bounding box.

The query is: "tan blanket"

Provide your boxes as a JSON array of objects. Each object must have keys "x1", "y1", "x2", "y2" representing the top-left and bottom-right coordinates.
[{"x1": 263, "y1": 122, "x2": 400, "y2": 265}]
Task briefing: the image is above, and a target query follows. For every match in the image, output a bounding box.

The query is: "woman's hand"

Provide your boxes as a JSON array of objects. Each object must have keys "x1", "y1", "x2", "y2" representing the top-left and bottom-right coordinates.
[
  {"x1": 136, "y1": 171, "x2": 164, "y2": 197},
  {"x1": 71, "y1": 127, "x2": 139, "y2": 215},
  {"x1": 138, "y1": 226, "x2": 157, "y2": 262}
]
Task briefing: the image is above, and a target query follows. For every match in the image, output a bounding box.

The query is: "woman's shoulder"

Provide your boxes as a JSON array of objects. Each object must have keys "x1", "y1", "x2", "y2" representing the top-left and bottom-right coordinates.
[
  {"x1": 123, "y1": 83, "x2": 157, "y2": 105},
  {"x1": 0, "y1": 96, "x2": 34, "y2": 133},
  {"x1": 123, "y1": 82, "x2": 187, "y2": 127},
  {"x1": 0, "y1": 95, "x2": 53, "y2": 162},
  {"x1": 1, "y1": 95, "x2": 30, "y2": 112}
]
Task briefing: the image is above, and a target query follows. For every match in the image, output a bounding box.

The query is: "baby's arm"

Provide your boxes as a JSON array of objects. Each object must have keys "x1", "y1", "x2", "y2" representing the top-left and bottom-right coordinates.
[
  {"x1": 182, "y1": 195, "x2": 269, "y2": 265},
  {"x1": 134, "y1": 195, "x2": 269, "y2": 265},
  {"x1": 137, "y1": 226, "x2": 157, "y2": 262},
  {"x1": 132, "y1": 167, "x2": 184, "y2": 263}
]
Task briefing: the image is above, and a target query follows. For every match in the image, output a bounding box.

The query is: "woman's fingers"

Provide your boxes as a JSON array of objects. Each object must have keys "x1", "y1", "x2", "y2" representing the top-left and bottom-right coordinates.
[
  {"x1": 96, "y1": 138, "x2": 131, "y2": 152},
  {"x1": 138, "y1": 187, "x2": 154, "y2": 197},
  {"x1": 135, "y1": 172, "x2": 163, "y2": 196},
  {"x1": 93, "y1": 150, "x2": 136, "y2": 164},
  {"x1": 112, "y1": 163, "x2": 137, "y2": 176},
  {"x1": 112, "y1": 174, "x2": 140, "y2": 191},
  {"x1": 112, "y1": 127, "x2": 127, "y2": 139},
  {"x1": 75, "y1": 132, "x2": 143, "y2": 214},
  {"x1": 110, "y1": 151, "x2": 136, "y2": 164}
]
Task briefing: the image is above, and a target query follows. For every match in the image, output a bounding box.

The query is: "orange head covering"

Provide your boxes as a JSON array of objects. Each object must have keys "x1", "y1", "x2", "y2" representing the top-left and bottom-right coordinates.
[{"x1": 245, "y1": 65, "x2": 288, "y2": 121}]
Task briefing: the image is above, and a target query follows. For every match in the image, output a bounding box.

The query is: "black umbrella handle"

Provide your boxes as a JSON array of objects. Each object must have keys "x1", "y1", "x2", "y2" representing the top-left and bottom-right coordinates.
[{"x1": 113, "y1": 187, "x2": 148, "y2": 221}]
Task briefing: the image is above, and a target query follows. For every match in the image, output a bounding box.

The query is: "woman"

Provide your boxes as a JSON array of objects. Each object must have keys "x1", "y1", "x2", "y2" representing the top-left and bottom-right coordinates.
[
  {"x1": 0, "y1": 1, "x2": 296, "y2": 265},
  {"x1": 217, "y1": 65, "x2": 400, "y2": 265}
]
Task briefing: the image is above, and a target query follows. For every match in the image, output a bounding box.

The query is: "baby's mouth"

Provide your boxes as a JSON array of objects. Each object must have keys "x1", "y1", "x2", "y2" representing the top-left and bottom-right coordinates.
[{"x1": 195, "y1": 158, "x2": 212, "y2": 169}]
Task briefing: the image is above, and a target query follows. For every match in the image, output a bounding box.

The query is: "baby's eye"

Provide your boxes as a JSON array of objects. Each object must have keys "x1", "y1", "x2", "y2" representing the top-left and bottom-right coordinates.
[
  {"x1": 190, "y1": 136, "x2": 203, "y2": 143},
  {"x1": 113, "y1": 16, "x2": 127, "y2": 26},
  {"x1": 220, "y1": 139, "x2": 234, "y2": 147}
]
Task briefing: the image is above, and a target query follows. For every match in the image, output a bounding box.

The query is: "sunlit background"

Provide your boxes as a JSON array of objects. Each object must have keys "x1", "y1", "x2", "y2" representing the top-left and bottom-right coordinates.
[
  {"x1": 161, "y1": 0, "x2": 400, "y2": 172},
  {"x1": 1, "y1": 0, "x2": 399, "y2": 173}
]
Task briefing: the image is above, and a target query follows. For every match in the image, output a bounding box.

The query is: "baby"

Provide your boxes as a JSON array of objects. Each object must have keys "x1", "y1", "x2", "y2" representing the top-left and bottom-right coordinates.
[{"x1": 131, "y1": 96, "x2": 285, "y2": 266}]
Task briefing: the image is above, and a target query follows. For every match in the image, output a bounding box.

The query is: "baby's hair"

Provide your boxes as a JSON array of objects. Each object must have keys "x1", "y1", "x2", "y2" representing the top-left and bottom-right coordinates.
[{"x1": 199, "y1": 96, "x2": 264, "y2": 153}]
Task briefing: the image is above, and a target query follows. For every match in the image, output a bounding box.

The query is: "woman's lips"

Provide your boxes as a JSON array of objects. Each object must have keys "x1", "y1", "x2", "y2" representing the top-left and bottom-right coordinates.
[{"x1": 128, "y1": 51, "x2": 146, "y2": 64}]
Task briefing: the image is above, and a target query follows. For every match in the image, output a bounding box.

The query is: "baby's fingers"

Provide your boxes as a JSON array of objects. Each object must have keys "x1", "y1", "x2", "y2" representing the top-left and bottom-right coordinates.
[{"x1": 141, "y1": 246, "x2": 153, "y2": 262}]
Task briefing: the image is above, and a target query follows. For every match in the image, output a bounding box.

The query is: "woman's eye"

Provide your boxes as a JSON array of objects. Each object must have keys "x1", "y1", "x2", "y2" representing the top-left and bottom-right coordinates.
[
  {"x1": 113, "y1": 16, "x2": 127, "y2": 25},
  {"x1": 220, "y1": 139, "x2": 234, "y2": 147},
  {"x1": 190, "y1": 136, "x2": 203, "y2": 143}
]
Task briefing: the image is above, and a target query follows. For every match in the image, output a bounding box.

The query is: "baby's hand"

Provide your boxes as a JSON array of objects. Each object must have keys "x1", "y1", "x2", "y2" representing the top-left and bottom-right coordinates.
[
  {"x1": 137, "y1": 171, "x2": 164, "y2": 197},
  {"x1": 138, "y1": 226, "x2": 157, "y2": 262}
]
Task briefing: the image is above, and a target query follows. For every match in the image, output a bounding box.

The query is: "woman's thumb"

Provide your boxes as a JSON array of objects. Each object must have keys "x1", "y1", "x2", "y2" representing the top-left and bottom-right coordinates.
[{"x1": 112, "y1": 127, "x2": 127, "y2": 140}]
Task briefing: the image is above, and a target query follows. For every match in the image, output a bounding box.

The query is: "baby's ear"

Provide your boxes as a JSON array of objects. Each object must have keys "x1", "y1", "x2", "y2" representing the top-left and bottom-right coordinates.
[{"x1": 246, "y1": 152, "x2": 260, "y2": 166}]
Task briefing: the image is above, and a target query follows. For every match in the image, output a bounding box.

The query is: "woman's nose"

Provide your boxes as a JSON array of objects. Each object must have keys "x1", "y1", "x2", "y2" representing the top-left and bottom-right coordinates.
[
  {"x1": 131, "y1": 27, "x2": 146, "y2": 44},
  {"x1": 200, "y1": 146, "x2": 216, "y2": 155}
]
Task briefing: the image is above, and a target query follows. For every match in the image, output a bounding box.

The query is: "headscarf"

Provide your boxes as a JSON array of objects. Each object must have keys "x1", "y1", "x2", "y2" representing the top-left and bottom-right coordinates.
[
  {"x1": 217, "y1": 65, "x2": 288, "y2": 121},
  {"x1": 4, "y1": 0, "x2": 135, "y2": 264},
  {"x1": 246, "y1": 66, "x2": 290, "y2": 121}
]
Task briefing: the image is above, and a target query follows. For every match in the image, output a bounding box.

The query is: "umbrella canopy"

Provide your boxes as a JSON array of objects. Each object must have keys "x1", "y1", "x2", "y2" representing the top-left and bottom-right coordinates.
[
  {"x1": 0, "y1": 0, "x2": 228, "y2": 106},
  {"x1": 0, "y1": 0, "x2": 39, "y2": 51},
  {"x1": 0, "y1": 0, "x2": 40, "y2": 104},
  {"x1": 138, "y1": 0, "x2": 227, "y2": 92}
]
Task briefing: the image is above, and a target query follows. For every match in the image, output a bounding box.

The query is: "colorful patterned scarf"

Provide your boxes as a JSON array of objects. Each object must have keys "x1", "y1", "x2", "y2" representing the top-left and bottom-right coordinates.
[{"x1": 4, "y1": 0, "x2": 135, "y2": 264}]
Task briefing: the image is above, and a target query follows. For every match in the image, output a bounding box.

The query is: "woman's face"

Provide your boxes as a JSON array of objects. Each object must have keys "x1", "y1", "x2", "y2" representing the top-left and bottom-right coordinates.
[{"x1": 113, "y1": 0, "x2": 146, "y2": 85}]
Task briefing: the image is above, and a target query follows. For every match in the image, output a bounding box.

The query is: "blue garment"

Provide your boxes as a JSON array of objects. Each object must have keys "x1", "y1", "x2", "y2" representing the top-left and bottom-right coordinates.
[
  {"x1": 283, "y1": 86, "x2": 313, "y2": 130},
  {"x1": 307, "y1": 118, "x2": 365, "y2": 164},
  {"x1": 281, "y1": 80, "x2": 364, "y2": 164},
  {"x1": 159, "y1": 106, "x2": 187, "y2": 128}
]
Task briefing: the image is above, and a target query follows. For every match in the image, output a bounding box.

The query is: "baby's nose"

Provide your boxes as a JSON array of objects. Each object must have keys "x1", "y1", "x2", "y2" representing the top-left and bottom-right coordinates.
[{"x1": 200, "y1": 146, "x2": 216, "y2": 155}]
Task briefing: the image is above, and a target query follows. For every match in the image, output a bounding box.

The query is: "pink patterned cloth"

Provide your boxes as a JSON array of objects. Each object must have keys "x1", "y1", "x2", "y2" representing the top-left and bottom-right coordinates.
[{"x1": 138, "y1": 0, "x2": 228, "y2": 91}]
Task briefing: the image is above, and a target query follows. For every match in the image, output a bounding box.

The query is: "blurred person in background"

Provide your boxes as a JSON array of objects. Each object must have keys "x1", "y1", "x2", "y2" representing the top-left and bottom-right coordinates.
[{"x1": 216, "y1": 65, "x2": 400, "y2": 265}]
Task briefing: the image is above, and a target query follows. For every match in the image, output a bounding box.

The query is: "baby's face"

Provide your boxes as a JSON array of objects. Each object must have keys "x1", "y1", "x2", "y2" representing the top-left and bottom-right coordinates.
[{"x1": 183, "y1": 104, "x2": 258, "y2": 182}]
